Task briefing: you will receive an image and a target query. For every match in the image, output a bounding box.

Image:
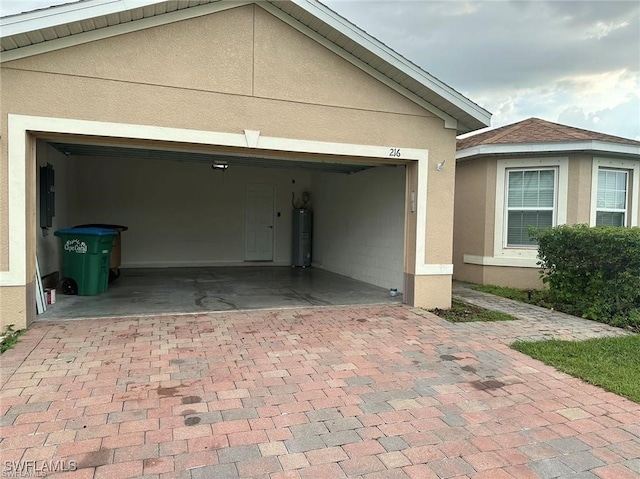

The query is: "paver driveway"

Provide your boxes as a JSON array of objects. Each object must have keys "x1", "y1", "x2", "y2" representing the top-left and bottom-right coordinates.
[{"x1": 1, "y1": 303, "x2": 638, "y2": 479}]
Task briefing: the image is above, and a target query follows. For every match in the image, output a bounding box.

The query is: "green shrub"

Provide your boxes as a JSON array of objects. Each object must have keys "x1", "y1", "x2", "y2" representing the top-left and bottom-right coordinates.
[{"x1": 531, "y1": 224, "x2": 640, "y2": 330}]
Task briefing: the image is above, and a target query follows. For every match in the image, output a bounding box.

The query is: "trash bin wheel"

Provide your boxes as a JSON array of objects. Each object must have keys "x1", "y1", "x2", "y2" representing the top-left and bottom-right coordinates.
[
  {"x1": 108, "y1": 268, "x2": 120, "y2": 283},
  {"x1": 60, "y1": 277, "x2": 78, "y2": 295}
]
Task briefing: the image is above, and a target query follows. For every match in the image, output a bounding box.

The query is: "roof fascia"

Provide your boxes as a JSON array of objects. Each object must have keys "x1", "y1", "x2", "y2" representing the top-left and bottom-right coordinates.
[
  {"x1": 2, "y1": 0, "x2": 159, "y2": 35},
  {"x1": 258, "y1": 1, "x2": 458, "y2": 130},
  {"x1": 287, "y1": 0, "x2": 491, "y2": 129},
  {"x1": 456, "y1": 140, "x2": 640, "y2": 161},
  {"x1": 1, "y1": 1, "x2": 251, "y2": 63}
]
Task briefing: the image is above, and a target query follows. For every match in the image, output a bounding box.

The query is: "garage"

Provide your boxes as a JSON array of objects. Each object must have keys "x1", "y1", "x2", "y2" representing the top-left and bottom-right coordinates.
[
  {"x1": 35, "y1": 133, "x2": 409, "y2": 319},
  {"x1": 0, "y1": 0, "x2": 491, "y2": 328}
]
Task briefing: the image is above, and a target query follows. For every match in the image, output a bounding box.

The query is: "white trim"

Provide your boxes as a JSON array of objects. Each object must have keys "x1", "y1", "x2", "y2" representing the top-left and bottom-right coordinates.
[
  {"x1": 419, "y1": 264, "x2": 454, "y2": 275},
  {"x1": 493, "y1": 157, "x2": 568, "y2": 259},
  {"x1": 0, "y1": 114, "x2": 430, "y2": 287},
  {"x1": 244, "y1": 130, "x2": 261, "y2": 148},
  {"x1": 414, "y1": 154, "x2": 430, "y2": 275},
  {"x1": 9, "y1": 114, "x2": 428, "y2": 160},
  {"x1": 457, "y1": 141, "x2": 640, "y2": 161},
  {"x1": 0, "y1": 0, "x2": 249, "y2": 36},
  {"x1": 463, "y1": 255, "x2": 539, "y2": 269},
  {"x1": 1, "y1": 117, "x2": 28, "y2": 286},
  {"x1": 590, "y1": 158, "x2": 640, "y2": 227},
  {"x1": 1, "y1": 1, "x2": 253, "y2": 63}
]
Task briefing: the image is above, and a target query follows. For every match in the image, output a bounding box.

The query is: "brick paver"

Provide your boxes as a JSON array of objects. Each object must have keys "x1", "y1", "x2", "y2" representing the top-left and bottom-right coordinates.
[{"x1": 1, "y1": 292, "x2": 638, "y2": 478}]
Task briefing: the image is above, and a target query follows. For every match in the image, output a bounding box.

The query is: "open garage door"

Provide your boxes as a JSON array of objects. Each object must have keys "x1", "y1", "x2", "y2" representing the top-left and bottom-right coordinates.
[{"x1": 33, "y1": 130, "x2": 417, "y2": 320}]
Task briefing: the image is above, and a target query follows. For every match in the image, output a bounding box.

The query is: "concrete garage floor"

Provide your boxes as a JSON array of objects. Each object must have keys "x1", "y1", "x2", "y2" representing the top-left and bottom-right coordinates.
[{"x1": 39, "y1": 267, "x2": 402, "y2": 320}]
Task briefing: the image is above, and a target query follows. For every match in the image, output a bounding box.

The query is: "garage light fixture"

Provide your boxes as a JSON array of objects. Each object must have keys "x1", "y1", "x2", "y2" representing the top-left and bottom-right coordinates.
[
  {"x1": 211, "y1": 161, "x2": 228, "y2": 170},
  {"x1": 436, "y1": 160, "x2": 446, "y2": 171}
]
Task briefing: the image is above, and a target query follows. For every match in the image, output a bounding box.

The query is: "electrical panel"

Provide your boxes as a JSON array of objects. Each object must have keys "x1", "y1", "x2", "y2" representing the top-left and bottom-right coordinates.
[{"x1": 40, "y1": 163, "x2": 55, "y2": 229}]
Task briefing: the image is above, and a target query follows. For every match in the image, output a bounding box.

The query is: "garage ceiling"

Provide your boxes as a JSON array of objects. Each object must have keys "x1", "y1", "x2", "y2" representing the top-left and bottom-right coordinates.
[{"x1": 48, "y1": 141, "x2": 380, "y2": 175}]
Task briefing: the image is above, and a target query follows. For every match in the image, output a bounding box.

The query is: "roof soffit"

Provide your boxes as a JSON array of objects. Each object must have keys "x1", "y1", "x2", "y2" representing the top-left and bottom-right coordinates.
[{"x1": 456, "y1": 140, "x2": 640, "y2": 162}]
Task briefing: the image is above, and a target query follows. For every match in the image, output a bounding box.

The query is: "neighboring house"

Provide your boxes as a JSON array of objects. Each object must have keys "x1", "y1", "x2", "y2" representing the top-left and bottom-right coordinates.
[
  {"x1": 0, "y1": 0, "x2": 491, "y2": 329},
  {"x1": 454, "y1": 117, "x2": 640, "y2": 289}
]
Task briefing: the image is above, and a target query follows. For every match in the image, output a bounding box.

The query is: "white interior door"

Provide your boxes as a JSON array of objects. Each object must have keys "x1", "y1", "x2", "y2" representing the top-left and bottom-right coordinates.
[{"x1": 244, "y1": 184, "x2": 274, "y2": 261}]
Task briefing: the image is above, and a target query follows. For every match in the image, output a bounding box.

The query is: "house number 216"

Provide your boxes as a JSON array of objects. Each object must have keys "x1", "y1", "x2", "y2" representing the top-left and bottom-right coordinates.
[{"x1": 389, "y1": 148, "x2": 401, "y2": 158}]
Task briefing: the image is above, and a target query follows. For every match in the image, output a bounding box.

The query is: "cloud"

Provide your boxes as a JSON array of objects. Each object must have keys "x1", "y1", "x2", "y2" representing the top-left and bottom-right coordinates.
[
  {"x1": 469, "y1": 67, "x2": 640, "y2": 137},
  {"x1": 4, "y1": 0, "x2": 639, "y2": 139},
  {"x1": 383, "y1": 1, "x2": 639, "y2": 90},
  {"x1": 559, "y1": 96, "x2": 640, "y2": 140},
  {"x1": 326, "y1": 0, "x2": 640, "y2": 138}
]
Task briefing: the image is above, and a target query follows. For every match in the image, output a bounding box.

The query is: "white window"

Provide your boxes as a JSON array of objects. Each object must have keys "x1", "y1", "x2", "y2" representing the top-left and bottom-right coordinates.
[
  {"x1": 490, "y1": 157, "x2": 568, "y2": 265},
  {"x1": 506, "y1": 169, "x2": 556, "y2": 246},
  {"x1": 591, "y1": 159, "x2": 639, "y2": 228}
]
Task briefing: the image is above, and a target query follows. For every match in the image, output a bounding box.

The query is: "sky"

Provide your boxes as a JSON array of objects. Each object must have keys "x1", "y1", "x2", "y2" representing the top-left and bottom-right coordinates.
[{"x1": 2, "y1": 0, "x2": 639, "y2": 140}]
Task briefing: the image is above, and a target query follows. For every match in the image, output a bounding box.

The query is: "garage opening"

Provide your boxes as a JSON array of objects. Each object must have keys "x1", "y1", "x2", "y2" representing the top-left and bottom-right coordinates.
[{"x1": 35, "y1": 135, "x2": 409, "y2": 320}]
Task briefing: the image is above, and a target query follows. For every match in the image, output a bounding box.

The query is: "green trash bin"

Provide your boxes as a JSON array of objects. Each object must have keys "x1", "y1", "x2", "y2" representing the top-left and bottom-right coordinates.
[{"x1": 54, "y1": 227, "x2": 117, "y2": 296}]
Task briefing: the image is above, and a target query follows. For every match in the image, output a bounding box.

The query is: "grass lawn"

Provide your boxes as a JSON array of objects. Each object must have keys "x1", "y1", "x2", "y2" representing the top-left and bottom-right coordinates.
[
  {"x1": 513, "y1": 335, "x2": 640, "y2": 403},
  {"x1": 473, "y1": 283, "x2": 639, "y2": 332},
  {"x1": 431, "y1": 299, "x2": 518, "y2": 323},
  {"x1": 473, "y1": 284, "x2": 554, "y2": 308}
]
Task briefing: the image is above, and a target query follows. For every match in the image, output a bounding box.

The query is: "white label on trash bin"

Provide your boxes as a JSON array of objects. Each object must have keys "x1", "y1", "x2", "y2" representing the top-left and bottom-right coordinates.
[{"x1": 64, "y1": 239, "x2": 87, "y2": 254}]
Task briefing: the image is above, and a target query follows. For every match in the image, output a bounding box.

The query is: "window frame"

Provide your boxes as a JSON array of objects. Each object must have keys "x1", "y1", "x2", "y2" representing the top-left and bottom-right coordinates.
[
  {"x1": 504, "y1": 167, "x2": 557, "y2": 247},
  {"x1": 590, "y1": 158, "x2": 639, "y2": 228},
  {"x1": 493, "y1": 158, "x2": 568, "y2": 261}
]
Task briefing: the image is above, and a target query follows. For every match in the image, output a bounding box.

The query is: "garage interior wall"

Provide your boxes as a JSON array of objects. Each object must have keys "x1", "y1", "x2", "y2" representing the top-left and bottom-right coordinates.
[
  {"x1": 36, "y1": 141, "x2": 77, "y2": 277},
  {"x1": 35, "y1": 148, "x2": 405, "y2": 291},
  {"x1": 312, "y1": 166, "x2": 405, "y2": 292},
  {"x1": 41, "y1": 154, "x2": 313, "y2": 268}
]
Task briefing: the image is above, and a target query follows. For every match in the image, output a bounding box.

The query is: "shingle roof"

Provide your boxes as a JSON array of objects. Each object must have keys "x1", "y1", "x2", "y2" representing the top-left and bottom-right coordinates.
[{"x1": 457, "y1": 117, "x2": 640, "y2": 150}]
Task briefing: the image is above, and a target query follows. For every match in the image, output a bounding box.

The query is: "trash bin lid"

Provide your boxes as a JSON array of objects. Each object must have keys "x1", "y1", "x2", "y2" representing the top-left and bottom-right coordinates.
[
  {"x1": 55, "y1": 227, "x2": 117, "y2": 236},
  {"x1": 74, "y1": 223, "x2": 128, "y2": 232}
]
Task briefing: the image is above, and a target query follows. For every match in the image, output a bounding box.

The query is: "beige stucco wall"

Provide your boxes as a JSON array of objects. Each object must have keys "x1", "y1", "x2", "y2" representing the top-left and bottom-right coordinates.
[
  {"x1": 0, "y1": 287, "x2": 28, "y2": 329},
  {"x1": 567, "y1": 154, "x2": 594, "y2": 225},
  {"x1": 1, "y1": 4, "x2": 457, "y2": 328},
  {"x1": 414, "y1": 275, "x2": 452, "y2": 309},
  {"x1": 453, "y1": 157, "x2": 494, "y2": 281},
  {"x1": 482, "y1": 266, "x2": 542, "y2": 290},
  {"x1": 454, "y1": 153, "x2": 639, "y2": 289},
  {"x1": 424, "y1": 130, "x2": 458, "y2": 266}
]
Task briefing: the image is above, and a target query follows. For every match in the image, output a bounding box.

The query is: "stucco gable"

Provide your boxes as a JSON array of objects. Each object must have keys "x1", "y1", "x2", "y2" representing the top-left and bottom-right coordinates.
[
  {"x1": 1, "y1": 0, "x2": 491, "y2": 133},
  {"x1": 4, "y1": 4, "x2": 432, "y2": 119}
]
